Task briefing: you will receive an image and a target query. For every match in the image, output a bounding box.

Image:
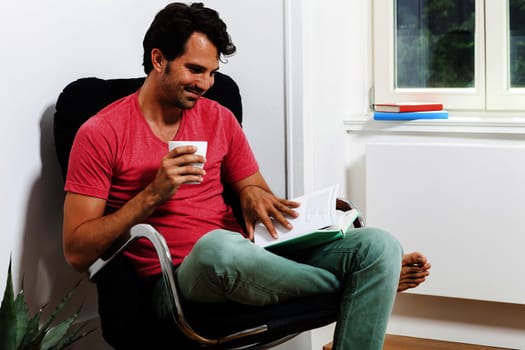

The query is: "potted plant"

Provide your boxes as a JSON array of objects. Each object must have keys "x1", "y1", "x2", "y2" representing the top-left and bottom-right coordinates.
[{"x1": 0, "y1": 258, "x2": 94, "y2": 350}]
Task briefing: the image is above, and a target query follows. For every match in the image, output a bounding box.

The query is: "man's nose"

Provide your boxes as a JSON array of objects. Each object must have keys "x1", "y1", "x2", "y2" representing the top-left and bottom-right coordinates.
[{"x1": 196, "y1": 74, "x2": 214, "y2": 92}]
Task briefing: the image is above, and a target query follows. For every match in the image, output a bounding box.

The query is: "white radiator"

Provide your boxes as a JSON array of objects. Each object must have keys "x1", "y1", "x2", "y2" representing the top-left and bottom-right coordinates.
[{"x1": 366, "y1": 142, "x2": 525, "y2": 304}]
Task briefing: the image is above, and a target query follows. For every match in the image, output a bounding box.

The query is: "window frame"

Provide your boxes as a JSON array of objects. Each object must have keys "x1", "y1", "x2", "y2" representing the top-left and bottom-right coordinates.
[
  {"x1": 486, "y1": 0, "x2": 525, "y2": 110},
  {"x1": 373, "y1": 0, "x2": 525, "y2": 112}
]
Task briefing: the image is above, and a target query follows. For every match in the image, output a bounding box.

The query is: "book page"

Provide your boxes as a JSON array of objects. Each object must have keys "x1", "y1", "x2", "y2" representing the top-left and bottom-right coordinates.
[
  {"x1": 254, "y1": 185, "x2": 339, "y2": 247},
  {"x1": 335, "y1": 208, "x2": 360, "y2": 232}
]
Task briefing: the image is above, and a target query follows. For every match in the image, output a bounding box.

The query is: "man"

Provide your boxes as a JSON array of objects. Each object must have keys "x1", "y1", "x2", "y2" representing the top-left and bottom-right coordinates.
[{"x1": 62, "y1": 3, "x2": 430, "y2": 349}]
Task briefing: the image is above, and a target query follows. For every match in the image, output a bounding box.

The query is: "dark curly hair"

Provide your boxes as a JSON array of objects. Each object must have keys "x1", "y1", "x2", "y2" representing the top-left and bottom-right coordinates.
[{"x1": 142, "y1": 2, "x2": 236, "y2": 74}]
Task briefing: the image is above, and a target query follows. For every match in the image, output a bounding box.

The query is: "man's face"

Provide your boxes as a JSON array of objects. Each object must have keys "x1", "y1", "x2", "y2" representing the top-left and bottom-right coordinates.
[{"x1": 159, "y1": 32, "x2": 219, "y2": 109}]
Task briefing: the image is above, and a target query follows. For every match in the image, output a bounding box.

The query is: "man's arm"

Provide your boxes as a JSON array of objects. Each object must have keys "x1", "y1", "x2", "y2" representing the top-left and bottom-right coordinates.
[
  {"x1": 62, "y1": 189, "x2": 160, "y2": 272},
  {"x1": 63, "y1": 145, "x2": 205, "y2": 272},
  {"x1": 231, "y1": 171, "x2": 300, "y2": 240}
]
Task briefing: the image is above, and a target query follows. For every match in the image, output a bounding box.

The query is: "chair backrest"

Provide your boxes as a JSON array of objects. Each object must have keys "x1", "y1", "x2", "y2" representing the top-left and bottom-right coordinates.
[{"x1": 54, "y1": 72, "x2": 243, "y2": 180}]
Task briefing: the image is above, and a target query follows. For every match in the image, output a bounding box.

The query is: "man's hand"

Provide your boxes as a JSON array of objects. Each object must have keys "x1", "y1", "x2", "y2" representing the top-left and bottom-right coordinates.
[
  {"x1": 239, "y1": 185, "x2": 300, "y2": 241},
  {"x1": 147, "y1": 145, "x2": 206, "y2": 204}
]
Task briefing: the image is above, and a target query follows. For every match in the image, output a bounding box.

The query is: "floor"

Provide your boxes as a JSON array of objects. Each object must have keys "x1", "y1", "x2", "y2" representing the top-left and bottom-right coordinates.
[{"x1": 323, "y1": 335, "x2": 514, "y2": 350}]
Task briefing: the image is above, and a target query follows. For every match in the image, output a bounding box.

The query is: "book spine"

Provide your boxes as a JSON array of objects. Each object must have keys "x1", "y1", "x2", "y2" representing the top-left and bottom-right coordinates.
[
  {"x1": 373, "y1": 110, "x2": 449, "y2": 120},
  {"x1": 374, "y1": 104, "x2": 443, "y2": 112},
  {"x1": 399, "y1": 105, "x2": 443, "y2": 112}
]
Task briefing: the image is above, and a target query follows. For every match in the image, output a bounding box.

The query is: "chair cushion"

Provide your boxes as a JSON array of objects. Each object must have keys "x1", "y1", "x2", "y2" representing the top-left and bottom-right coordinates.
[
  {"x1": 95, "y1": 255, "x2": 339, "y2": 349},
  {"x1": 182, "y1": 292, "x2": 339, "y2": 347}
]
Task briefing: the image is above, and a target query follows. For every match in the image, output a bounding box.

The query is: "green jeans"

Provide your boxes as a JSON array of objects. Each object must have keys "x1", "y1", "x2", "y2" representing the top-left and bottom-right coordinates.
[{"x1": 155, "y1": 227, "x2": 402, "y2": 350}]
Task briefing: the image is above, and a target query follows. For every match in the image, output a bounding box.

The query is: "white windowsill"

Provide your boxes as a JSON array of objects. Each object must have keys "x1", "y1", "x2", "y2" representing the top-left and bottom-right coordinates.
[{"x1": 344, "y1": 112, "x2": 525, "y2": 135}]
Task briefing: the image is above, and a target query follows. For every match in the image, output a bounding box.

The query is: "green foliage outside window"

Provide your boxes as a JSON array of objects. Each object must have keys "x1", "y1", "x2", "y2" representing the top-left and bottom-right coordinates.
[
  {"x1": 396, "y1": 0, "x2": 475, "y2": 88},
  {"x1": 396, "y1": 0, "x2": 525, "y2": 89},
  {"x1": 510, "y1": 0, "x2": 525, "y2": 87}
]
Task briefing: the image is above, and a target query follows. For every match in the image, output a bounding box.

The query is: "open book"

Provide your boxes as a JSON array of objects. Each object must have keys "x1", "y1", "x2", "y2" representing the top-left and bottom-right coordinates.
[{"x1": 253, "y1": 185, "x2": 359, "y2": 253}]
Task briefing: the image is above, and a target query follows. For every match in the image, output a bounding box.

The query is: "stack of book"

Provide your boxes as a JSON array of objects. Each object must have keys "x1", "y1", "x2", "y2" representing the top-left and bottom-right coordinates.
[{"x1": 372, "y1": 102, "x2": 448, "y2": 120}]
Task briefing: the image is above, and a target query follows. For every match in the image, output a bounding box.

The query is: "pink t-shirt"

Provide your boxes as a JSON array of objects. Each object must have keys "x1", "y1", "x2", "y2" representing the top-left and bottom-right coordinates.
[{"x1": 65, "y1": 91, "x2": 259, "y2": 277}]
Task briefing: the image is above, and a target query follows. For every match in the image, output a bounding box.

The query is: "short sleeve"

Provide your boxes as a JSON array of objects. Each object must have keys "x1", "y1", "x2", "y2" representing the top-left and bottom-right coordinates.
[{"x1": 64, "y1": 117, "x2": 116, "y2": 199}]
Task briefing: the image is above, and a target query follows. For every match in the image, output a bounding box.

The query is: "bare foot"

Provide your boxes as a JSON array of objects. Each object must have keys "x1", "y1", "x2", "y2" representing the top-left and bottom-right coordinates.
[{"x1": 398, "y1": 252, "x2": 431, "y2": 292}]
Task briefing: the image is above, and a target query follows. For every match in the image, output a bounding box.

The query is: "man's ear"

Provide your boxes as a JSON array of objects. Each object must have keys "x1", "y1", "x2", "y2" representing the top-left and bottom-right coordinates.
[{"x1": 151, "y1": 48, "x2": 165, "y2": 72}]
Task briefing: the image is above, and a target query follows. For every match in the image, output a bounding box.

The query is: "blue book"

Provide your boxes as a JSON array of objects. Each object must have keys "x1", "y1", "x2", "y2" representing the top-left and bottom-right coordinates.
[{"x1": 373, "y1": 110, "x2": 448, "y2": 120}]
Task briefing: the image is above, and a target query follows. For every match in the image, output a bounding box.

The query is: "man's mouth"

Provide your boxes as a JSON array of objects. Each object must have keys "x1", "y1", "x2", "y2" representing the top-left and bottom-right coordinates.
[{"x1": 185, "y1": 86, "x2": 204, "y2": 99}]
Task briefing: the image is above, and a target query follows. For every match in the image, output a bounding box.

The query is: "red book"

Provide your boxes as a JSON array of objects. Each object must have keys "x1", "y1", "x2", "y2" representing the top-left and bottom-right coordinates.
[{"x1": 374, "y1": 102, "x2": 443, "y2": 113}]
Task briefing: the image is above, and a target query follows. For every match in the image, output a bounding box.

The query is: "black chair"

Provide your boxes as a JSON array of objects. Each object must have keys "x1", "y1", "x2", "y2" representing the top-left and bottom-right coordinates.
[{"x1": 53, "y1": 72, "x2": 364, "y2": 349}]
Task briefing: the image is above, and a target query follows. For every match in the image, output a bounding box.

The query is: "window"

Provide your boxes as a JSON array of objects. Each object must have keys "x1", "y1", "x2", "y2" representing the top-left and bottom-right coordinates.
[{"x1": 373, "y1": 0, "x2": 525, "y2": 111}]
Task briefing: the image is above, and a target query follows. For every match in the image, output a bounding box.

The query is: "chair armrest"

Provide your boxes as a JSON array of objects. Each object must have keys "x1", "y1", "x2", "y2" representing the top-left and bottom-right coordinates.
[
  {"x1": 87, "y1": 224, "x2": 171, "y2": 280},
  {"x1": 336, "y1": 198, "x2": 366, "y2": 228},
  {"x1": 87, "y1": 224, "x2": 268, "y2": 346}
]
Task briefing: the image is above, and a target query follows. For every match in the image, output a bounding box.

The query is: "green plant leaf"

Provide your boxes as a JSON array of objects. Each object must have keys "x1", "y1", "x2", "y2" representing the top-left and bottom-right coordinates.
[
  {"x1": 26, "y1": 280, "x2": 79, "y2": 348},
  {"x1": 0, "y1": 257, "x2": 17, "y2": 350},
  {"x1": 1, "y1": 258, "x2": 93, "y2": 350},
  {"x1": 39, "y1": 280, "x2": 80, "y2": 334},
  {"x1": 20, "y1": 307, "x2": 43, "y2": 347},
  {"x1": 40, "y1": 312, "x2": 78, "y2": 350},
  {"x1": 14, "y1": 288, "x2": 30, "y2": 348},
  {"x1": 52, "y1": 321, "x2": 96, "y2": 350}
]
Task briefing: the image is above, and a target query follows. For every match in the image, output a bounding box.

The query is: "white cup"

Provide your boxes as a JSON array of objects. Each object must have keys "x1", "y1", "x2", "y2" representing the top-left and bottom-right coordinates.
[{"x1": 168, "y1": 140, "x2": 207, "y2": 169}]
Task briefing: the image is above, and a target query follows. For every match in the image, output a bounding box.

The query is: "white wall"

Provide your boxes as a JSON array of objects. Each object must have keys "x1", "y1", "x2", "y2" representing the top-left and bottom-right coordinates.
[
  {"x1": 298, "y1": 1, "x2": 373, "y2": 347},
  {"x1": 299, "y1": 0, "x2": 372, "y2": 197},
  {"x1": 0, "y1": 1, "x2": 287, "y2": 349},
  {"x1": 1, "y1": 0, "x2": 163, "y2": 322},
  {"x1": 300, "y1": 0, "x2": 525, "y2": 349}
]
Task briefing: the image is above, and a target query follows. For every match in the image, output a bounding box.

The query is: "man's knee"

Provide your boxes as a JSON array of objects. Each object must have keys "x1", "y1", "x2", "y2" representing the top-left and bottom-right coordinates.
[
  {"x1": 186, "y1": 229, "x2": 247, "y2": 270},
  {"x1": 346, "y1": 227, "x2": 403, "y2": 266}
]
